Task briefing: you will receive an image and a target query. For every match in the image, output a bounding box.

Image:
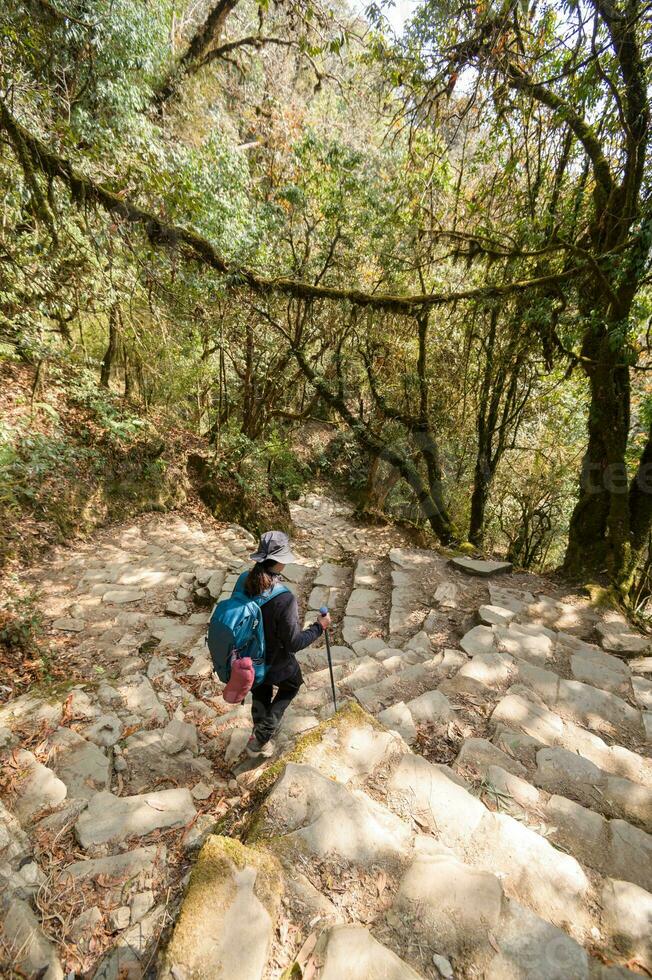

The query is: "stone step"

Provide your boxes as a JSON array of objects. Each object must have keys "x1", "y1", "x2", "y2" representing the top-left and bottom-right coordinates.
[
  {"x1": 345, "y1": 586, "x2": 385, "y2": 622},
  {"x1": 1, "y1": 897, "x2": 64, "y2": 980},
  {"x1": 160, "y1": 836, "x2": 282, "y2": 980},
  {"x1": 450, "y1": 555, "x2": 512, "y2": 577},
  {"x1": 514, "y1": 662, "x2": 644, "y2": 742},
  {"x1": 311, "y1": 924, "x2": 425, "y2": 980},
  {"x1": 378, "y1": 689, "x2": 454, "y2": 744},
  {"x1": 74, "y1": 788, "x2": 196, "y2": 848},
  {"x1": 388, "y1": 548, "x2": 433, "y2": 642},
  {"x1": 390, "y1": 838, "x2": 593, "y2": 980},
  {"x1": 454, "y1": 735, "x2": 652, "y2": 891},
  {"x1": 491, "y1": 692, "x2": 652, "y2": 787},
  {"x1": 10, "y1": 749, "x2": 68, "y2": 826},
  {"x1": 488, "y1": 724, "x2": 652, "y2": 830},
  {"x1": 246, "y1": 712, "x2": 636, "y2": 976},
  {"x1": 385, "y1": 752, "x2": 598, "y2": 940},
  {"x1": 353, "y1": 557, "x2": 384, "y2": 588},
  {"x1": 351, "y1": 659, "x2": 450, "y2": 714}
]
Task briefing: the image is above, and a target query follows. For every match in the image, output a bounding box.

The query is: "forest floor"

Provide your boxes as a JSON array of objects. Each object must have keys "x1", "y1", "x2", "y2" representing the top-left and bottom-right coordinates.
[{"x1": 0, "y1": 492, "x2": 651, "y2": 979}]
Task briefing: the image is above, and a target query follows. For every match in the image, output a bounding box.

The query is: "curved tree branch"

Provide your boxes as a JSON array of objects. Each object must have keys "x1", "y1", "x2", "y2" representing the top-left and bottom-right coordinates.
[{"x1": 0, "y1": 101, "x2": 583, "y2": 314}]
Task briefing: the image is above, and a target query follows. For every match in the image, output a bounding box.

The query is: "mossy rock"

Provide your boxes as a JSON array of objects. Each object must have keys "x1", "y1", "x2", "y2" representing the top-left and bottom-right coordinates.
[
  {"x1": 160, "y1": 835, "x2": 283, "y2": 980},
  {"x1": 244, "y1": 700, "x2": 383, "y2": 844},
  {"x1": 457, "y1": 541, "x2": 476, "y2": 554}
]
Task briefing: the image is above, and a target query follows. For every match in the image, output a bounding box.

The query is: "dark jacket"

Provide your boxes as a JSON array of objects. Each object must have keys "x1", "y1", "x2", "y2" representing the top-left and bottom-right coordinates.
[{"x1": 260, "y1": 590, "x2": 323, "y2": 684}]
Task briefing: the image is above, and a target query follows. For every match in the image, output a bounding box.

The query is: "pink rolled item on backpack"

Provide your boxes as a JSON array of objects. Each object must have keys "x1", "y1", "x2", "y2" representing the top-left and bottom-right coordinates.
[{"x1": 222, "y1": 655, "x2": 255, "y2": 703}]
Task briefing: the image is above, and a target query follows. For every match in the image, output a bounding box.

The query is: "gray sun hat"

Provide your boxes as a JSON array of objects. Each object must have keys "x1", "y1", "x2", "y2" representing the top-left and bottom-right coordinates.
[{"x1": 249, "y1": 530, "x2": 297, "y2": 565}]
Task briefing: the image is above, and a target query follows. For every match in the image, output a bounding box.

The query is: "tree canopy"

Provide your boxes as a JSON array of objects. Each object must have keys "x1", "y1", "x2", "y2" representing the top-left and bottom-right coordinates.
[{"x1": 1, "y1": 0, "x2": 651, "y2": 604}]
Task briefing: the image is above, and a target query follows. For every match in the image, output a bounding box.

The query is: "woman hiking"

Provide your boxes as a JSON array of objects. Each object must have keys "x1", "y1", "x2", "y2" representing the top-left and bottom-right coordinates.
[{"x1": 244, "y1": 530, "x2": 331, "y2": 758}]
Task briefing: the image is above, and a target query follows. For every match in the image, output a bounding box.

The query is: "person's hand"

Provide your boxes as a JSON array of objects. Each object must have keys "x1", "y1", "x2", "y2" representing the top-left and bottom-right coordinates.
[{"x1": 318, "y1": 611, "x2": 332, "y2": 630}]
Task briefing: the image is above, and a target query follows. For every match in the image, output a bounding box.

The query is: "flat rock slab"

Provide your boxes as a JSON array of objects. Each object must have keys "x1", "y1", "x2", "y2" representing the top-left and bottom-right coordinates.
[
  {"x1": 102, "y1": 589, "x2": 146, "y2": 604},
  {"x1": 395, "y1": 845, "x2": 503, "y2": 961},
  {"x1": 570, "y1": 653, "x2": 631, "y2": 697},
  {"x1": 601, "y1": 878, "x2": 652, "y2": 967},
  {"x1": 470, "y1": 809, "x2": 591, "y2": 931},
  {"x1": 404, "y1": 689, "x2": 454, "y2": 726},
  {"x1": 152, "y1": 623, "x2": 204, "y2": 650},
  {"x1": 378, "y1": 702, "x2": 418, "y2": 743},
  {"x1": 493, "y1": 691, "x2": 652, "y2": 786},
  {"x1": 456, "y1": 650, "x2": 516, "y2": 690},
  {"x1": 490, "y1": 585, "x2": 534, "y2": 607},
  {"x1": 0, "y1": 694, "x2": 63, "y2": 729},
  {"x1": 47, "y1": 727, "x2": 110, "y2": 800},
  {"x1": 354, "y1": 559, "x2": 382, "y2": 588},
  {"x1": 165, "y1": 599, "x2": 188, "y2": 616},
  {"x1": 460, "y1": 625, "x2": 496, "y2": 657},
  {"x1": 114, "y1": 676, "x2": 168, "y2": 725},
  {"x1": 161, "y1": 836, "x2": 281, "y2": 980},
  {"x1": 389, "y1": 548, "x2": 434, "y2": 570},
  {"x1": 282, "y1": 562, "x2": 311, "y2": 584},
  {"x1": 633, "y1": 676, "x2": 652, "y2": 710},
  {"x1": 451, "y1": 556, "x2": 512, "y2": 577},
  {"x1": 488, "y1": 898, "x2": 589, "y2": 980},
  {"x1": 52, "y1": 617, "x2": 85, "y2": 632},
  {"x1": 342, "y1": 617, "x2": 378, "y2": 647},
  {"x1": 346, "y1": 588, "x2": 384, "y2": 620},
  {"x1": 533, "y1": 745, "x2": 652, "y2": 828},
  {"x1": 388, "y1": 754, "x2": 485, "y2": 851},
  {"x1": 75, "y1": 788, "x2": 196, "y2": 848},
  {"x1": 518, "y1": 662, "x2": 645, "y2": 740},
  {"x1": 294, "y1": 719, "x2": 406, "y2": 786},
  {"x1": 544, "y1": 795, "x2": 652, "y2": 893},
  {"x1": 61, "y1": 845, "x2": 161, "y2": 886},
  {"x1": 206, "y1": 569, "x2": 226, "y2": 598},
  {"x1": 299, "y1": 644, "x2": 356, "y2": 671},
  {"x1": 12, "y1": 750, "x2": 67, "y2": 825},
  {"x1": 495, "y1": 625, "x2": 554, "y2": 666},
  {"x1": 434, "y1": 581, "x2": 459, "y2": 608},
  {"x1": 257, "y1": 763, "x2": 411, "y2": 865},
  {"x1": 315, "y1": 924, "x2": 425, "y2": 980},
  {"x1": 596, "y1": 622, "x2": 651, "y2": 656},
  {"x1": 456, "y1": 737, "x2": 527, "y2": 779},
  {"x1": 478, "y1": 604, "x2": 517, "y2": 627},
  {"x1": 2, "y1": 898, "x2": 64, "y2": 980},
  {"x1": 122, "y1": 729, "x2": 205, "y2": 794},
  {"x1": 314, "y1": 563, "x2": 350, "y2": 588}
]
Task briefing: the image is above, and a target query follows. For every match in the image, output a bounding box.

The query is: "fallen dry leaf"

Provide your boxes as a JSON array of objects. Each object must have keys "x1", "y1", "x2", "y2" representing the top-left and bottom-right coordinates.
[
  {"x1": 488, "y1": 932, "x2": 501, "y2": 953},
  {"x1": 296, "y1": 930, "x2": 319, "y2": 969}
]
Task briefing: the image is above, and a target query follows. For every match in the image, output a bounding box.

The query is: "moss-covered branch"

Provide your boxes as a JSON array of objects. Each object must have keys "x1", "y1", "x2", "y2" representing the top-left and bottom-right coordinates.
[{"x1": 0, "y1": 101, "x2": 581, "y2": 314}]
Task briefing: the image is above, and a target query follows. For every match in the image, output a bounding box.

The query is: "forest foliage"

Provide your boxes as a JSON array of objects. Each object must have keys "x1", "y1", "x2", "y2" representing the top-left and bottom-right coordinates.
[{"x1": 0, "y1": 0, "x2": 651, "y2": 605}]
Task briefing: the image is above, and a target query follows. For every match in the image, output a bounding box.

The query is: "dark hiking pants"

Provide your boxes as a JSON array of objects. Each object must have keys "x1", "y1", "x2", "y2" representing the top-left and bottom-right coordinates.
[{"x1": 251, "y1": 667, "x2": 302, "y2": 745}]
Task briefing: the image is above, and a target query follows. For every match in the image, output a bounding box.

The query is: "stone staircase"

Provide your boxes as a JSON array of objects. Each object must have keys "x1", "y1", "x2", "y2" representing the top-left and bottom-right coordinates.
[{"x1": 0, "y1": 495, "x2": 650, "y2": 979}]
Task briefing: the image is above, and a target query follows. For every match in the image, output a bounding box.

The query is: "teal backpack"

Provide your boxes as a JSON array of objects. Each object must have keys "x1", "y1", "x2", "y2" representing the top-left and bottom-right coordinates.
[{"x1": 206, "y1": 571, "x2": 289, "y2": 685}]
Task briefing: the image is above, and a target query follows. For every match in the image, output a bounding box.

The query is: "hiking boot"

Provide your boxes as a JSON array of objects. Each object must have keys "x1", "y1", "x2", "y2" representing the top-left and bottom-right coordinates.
[{"x1": 246, "y1": 735, "x2": 275, "y2": 759}]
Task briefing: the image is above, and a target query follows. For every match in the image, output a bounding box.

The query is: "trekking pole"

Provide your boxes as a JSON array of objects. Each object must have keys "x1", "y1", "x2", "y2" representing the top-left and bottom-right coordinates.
[{"x1": 320, "y1": 606, "x2": 338, "y2": 713}]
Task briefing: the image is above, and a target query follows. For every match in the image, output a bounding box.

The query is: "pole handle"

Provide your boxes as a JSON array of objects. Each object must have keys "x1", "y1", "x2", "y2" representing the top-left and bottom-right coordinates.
[{"x1": 319, "y1": 606, "x2": 328, "y2": 615}]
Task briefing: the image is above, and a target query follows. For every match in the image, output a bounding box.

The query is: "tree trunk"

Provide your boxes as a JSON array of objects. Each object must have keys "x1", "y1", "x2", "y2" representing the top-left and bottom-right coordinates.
[
  {"x1": 563, "y1": 320, "x2": 631, "y2": 580},
  {"x1": 359, "y1": 455, "x2": 400, "y2": 513},
  {"x1": 291, "y1": 344, "x2": 456, "y2": 543},
  {"x1": 100, "y1": 304, "x2": 119, "y2": 388},
  {"x1": 469, "y1": 453, "x2": 491, "y2": 546}
]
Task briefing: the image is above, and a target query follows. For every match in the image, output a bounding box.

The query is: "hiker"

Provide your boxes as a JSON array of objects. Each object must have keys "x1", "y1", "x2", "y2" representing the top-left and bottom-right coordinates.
[{"x1": 244, "y1": 530, "x2": 331, "y2": 758}]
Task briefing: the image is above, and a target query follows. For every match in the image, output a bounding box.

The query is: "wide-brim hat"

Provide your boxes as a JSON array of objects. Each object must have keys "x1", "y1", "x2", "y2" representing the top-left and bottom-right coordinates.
[{"x1": 249, "y1": 530, "x2": 297, "y2": 565}]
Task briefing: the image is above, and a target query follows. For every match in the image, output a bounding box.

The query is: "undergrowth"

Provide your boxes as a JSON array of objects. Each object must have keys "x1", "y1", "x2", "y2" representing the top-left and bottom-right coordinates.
[{"x1": 0, "y1": 360, "x2": 189, "y2": 570}]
